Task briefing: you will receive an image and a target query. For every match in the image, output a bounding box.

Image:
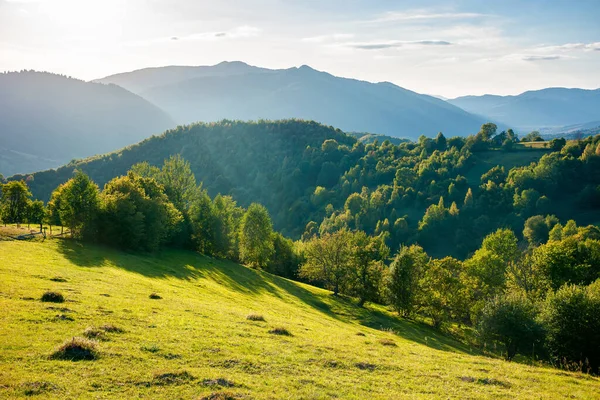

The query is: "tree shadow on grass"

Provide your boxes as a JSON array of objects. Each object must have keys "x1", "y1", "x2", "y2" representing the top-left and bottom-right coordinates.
[{"x1": 55, "y1": 239, "x2": 474, "y2": 355}]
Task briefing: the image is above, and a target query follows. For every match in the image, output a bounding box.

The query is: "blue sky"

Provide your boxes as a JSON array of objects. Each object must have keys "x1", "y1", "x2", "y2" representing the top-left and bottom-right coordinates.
[{"x1": 0, "y1": 0, "x2": 598, "y2": 97}]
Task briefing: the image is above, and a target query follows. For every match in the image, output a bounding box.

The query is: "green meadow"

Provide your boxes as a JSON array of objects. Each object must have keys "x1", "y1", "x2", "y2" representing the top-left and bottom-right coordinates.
[{"x1": 1, "y1": 239, "x2": 598, "y2": 399}]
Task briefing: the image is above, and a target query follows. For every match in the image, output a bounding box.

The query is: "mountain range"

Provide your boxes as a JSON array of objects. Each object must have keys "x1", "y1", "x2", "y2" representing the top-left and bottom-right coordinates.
[
  {"x1": 96, "y1": 61, "x2": 488, "y2": 139},
  {"x1": 0, "y1": 71, "x2": 175, "y2": 176},
  {"x1": 448, "y1": 88, "x2": 600, "y2": 131}
]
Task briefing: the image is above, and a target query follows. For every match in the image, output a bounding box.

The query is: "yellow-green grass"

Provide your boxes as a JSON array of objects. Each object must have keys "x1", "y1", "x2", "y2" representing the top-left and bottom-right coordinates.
[
  {"x1": 1, "y1": 239, "x2": 598, "y2": 399},
  {"x1": 465, "y1": 149, "x2": 549, "y2": 186}
]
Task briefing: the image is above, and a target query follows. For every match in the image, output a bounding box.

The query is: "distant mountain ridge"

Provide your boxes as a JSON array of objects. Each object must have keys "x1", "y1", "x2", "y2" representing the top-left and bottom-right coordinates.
[
  {"x1": 96, "y1": 61, "x2": 489, "y2": 139},
  {"x1": 448, "y1": 87, "x2": 600, "y2": 131},
  {"x1": 0, "y1": 71, "x2": 175, "y2": 176}
]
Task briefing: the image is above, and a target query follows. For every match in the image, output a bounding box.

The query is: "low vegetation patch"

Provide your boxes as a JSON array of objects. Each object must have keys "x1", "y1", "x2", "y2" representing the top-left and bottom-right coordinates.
[
  {"x1": 355, "y1": 362, "x2": 377, "y2": 371},
  {"x1": 378, "y1": 338, "x2": 397, "y2": 347},
  {"x1": 199, "y1": 392, "x2": 243, "y2": 400},
  {"x1": 40, "y1": 291, "x2": 64, "y2": 303},
  {"x1": 50, "y1": 337, "x2": 98, "y2": 361},
  {"x1": 20, "y1": 381, "x2": 59, "y2": 396},
  {"x1": 201, "y1": 378, "x2": 236, "y2": 388},
  {"x1": 141, "y1": 344, "x2": 161, "y2": 353},
  {"x1": 49, "y1": 277, "x2": 68, "y2": 282},
  {"x1": 53, "y1": 313, "x2": 74, "y2": 321},
  {"x1": 149, "y1": 293, "x2": 162, "y2": 299},
  {"x1": 83, "y1": 327, "x2": 108, "y2": 341},
  {"x1": 268, "y1": 327, "x2": 292, "y2": 336},
  {"x1": 99, "y1": 324, "x2": 124, "y2": 333},
  {"x1": 152, "y1": 371, "x2": 195, "y2": 386},
  {"x1": 245, "y1": 314, "x2": 265, "y2": 321}
]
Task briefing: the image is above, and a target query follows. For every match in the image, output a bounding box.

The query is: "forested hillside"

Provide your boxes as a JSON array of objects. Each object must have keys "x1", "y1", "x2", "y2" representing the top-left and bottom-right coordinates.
[
  {"x1": 97, "y1": 62, "x2": 488, "y2": 139},
  {"x1": 13, "y1": 119, "x2": 600, "y2": 259},
  {"x1": 0, "y1": 71, "x2": 175, "y2": 176}
]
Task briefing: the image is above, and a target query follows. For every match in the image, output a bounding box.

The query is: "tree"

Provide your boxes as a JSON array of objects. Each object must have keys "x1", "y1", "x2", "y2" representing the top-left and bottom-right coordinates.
[
  {"x1": 99, "y1": 173, "x2": 182, "y2": 251},
  {"x1": 418, "y1": 257, "x2": 466, "y2": 327},
  {"x1": 27, "y1": 200, "x2": 46, "y2": 232},
  {"x1": 543, "y1": 281, "x2": 600, "y2": 374},
  {"x1": 348, "y1": 231, "x2": 389, "y2": 306},
  {"x1": 478, "y1": 293, "x2": 545, "y2": 361},
  {"x1": 0, "y1": 181, "x2": 31, "y2": 226},
  {"x1": 299, "y1": 229, "x2": 353, "y2": 295},
  {"x1": 267, "y1": 232, "x2": 300, "y2": 278},
  {"x1": 239, "y1": 203, "x2": 274, "y2": 268},
  {"x1": 523, "y1": 215, "x2": 551, "y2": 246},
  {"x1": 46, "y1": 184, "x2": 65, "y2": 235},
  {"x1": 189, "y1": 189, "x2": 217, "y2": 255},
  {"x1": 384, "y1": 245, "x2": 429, "y2": 317},
  {"x1": 59, "y1": 171, "x2": 100, "y2": 239}
]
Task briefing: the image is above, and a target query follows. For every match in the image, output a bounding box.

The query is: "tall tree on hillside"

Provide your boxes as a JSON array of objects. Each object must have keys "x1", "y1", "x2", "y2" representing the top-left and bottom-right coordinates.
[
  {"x1": 0, "y1": 181, "x2": 31, "y2": 227},
  {"x1": 46, "y1": 184, "x2": 65, "y2": 235},
  {"x1": 27, "y1": 200, "x2": 46, "y2": 232},
  {"x1": 384, "y1": 245, "x2": 429, "y2": 317},
  {"x1": 239, "y1": 203, "x2": 274, "y2": 268},
  {"x1": 299, "y1": 229, "x2": 353, "y2": 295},
  {"x1": 58, "y1": 170, "x2": 100, "y2": 238},
  {"x1": 349, "y1": 231, "x2": 389, "y2": 306}
]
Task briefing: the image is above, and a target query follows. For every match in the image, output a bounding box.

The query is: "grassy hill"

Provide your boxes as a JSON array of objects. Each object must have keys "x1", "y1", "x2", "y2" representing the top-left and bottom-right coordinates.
[{"x1": 1, "y1": 239, "x2": 598, "y2": 399}]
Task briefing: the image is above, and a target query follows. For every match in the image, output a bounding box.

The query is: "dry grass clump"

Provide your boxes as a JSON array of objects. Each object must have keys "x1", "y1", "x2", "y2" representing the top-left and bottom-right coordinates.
[
  {"x1": 20, "y1": 381, "x2": 59, "y2": 396},
  {"x1": 152, "y1": 371, "x2": 195, "y2": 386},
  {"x1": 246, "y1": 314, "x2": 265, "y2": 321},
  {"x1": 199, "y1": 392, "x2": 243, "y2": 400},
  {"x1": 41, "y1": 291, "x2": 64, "y2": 303},
  {"x1": 379, "y1": 338, "x2": 397, "y2": 347},
  {"x1": 355, "y1": 362, "x2": 376, "y2": 371},
  {"x1": 83, "y1": 327, "x2": 108, "y2": 341},
  {"x1": 50, "y1": 337, "x2": 98, "y2": 361},
  {"x1": 268, "y1": 327, "x2": 292, "y2": 336},
  {"x1": 201, "y1": 378, "x2": 236, "y2": 388},
  {"x1": 99, "y1": 324, "x2": 124, "y2": 333},
  {"x1": 149, "y1": 293, "x2": 162, "y2": 299}
]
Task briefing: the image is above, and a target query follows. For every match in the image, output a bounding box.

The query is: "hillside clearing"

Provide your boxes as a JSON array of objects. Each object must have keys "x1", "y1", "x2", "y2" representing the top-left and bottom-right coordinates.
[{"x1": 0, "y1": 239, "x2": 598, "y2": 399}]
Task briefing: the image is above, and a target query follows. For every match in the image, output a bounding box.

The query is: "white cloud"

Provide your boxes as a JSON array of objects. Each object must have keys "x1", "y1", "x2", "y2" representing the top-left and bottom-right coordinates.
[
  {"x1": 301, "y1": 33, "x2": 354, "y2": 43},
  {"x1": 347, "y1": 40, "x2": 452, "y2": 50},
  {"x1": 365, "y1": 10, "x2": 489, "y2": 24}
]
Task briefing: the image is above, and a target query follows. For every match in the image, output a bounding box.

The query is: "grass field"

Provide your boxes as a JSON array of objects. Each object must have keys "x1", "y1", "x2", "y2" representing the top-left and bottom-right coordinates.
[{"x1": 1, "y1": 239, "x2": 599, "y2": 399}]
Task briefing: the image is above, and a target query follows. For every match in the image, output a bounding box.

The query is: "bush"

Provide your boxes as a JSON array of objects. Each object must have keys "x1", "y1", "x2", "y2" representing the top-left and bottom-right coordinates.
[
  {"x1": 41, "y1": 291, "x2": 64, "y2": 303},
  {"x1": 50, "y1": 337, "x2": 98, "y2": 361},
  {"x1": 478, "y1": 293, "x2": 545, "y2": 360},
  {"x1": 543, "y1": 281, "x2": 600, "y2": 374}
]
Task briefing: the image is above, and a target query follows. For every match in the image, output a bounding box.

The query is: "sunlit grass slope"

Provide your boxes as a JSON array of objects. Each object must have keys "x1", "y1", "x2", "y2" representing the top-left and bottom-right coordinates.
[{"x1": 1, "y1": 240, "x2": 599, "y2": 399}]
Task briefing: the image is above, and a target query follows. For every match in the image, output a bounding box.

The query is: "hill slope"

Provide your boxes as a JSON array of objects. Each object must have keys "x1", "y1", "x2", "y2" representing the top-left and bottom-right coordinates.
[
  {"x1": 96, "y1": 62, "x2": 488, "y2": 139},
  {"x1": 1, "y1": 239, "x2": 598, "y2": 399},
  {"x1": 448, "y1": 88, "x2": 600, "y2": 131},
  {"x1": 0, "y1": 71, "x2": 175, "y2": 176}
]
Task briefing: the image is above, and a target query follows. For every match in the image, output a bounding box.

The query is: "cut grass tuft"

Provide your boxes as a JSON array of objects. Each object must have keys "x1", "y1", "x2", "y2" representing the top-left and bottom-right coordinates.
[
  {"x1": 83, "y1": 327, "x2": 108, "y2": 341},
  {"x1": 152, "y1": 371, "x2": 195, "y2": 386},
  {"x1": 245, "y1": 314, "x2": 265, "y2": 322},
  {"x1": 149, "y1": 293, "x2": 162, "y2": 299},
  {"x1": 199, "y1": 392, "x2": 243, "y2": 400},
  {"x1": 41, "y1": 291, "x2": 64, "y2": 303},
  {"x1": 20, "y1": 381, "x2": 59, "y2": 396},
  {"x1": 49, "y1": 277, "x2": 67, "y2": 282},
  {"x1": 50, "y1": 337, "x2": 98, "y2": 361},
  {"x1": 268, "y1": 327, "x2": 292, "y2": 336},
  {"x1": 379, "y1": 338, "x2": 397, "y2": 347},
  {"x1": 201, "y1": 378, "x2": 236, "y2": 388},
  {"x1": 99, "y1": 324, "x2": 124, "y2": 333},
  {"x1": 141, "y1": 344, "x2": 161, "y2": 353},
  {"x1": 355, "y1": 362, "x2": 377, "y2": 371}
]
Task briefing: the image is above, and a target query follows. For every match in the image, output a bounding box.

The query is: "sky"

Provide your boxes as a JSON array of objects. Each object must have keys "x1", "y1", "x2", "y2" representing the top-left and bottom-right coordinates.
[{"x1": 0, "y1": 0, "x2": 599, "y2": 97}]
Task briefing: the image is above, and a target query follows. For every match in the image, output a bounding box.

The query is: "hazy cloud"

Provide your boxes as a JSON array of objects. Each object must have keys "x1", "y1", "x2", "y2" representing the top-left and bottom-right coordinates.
[
  {"x1": 348, "y1": 40, "x2": 452, "y2": 50},
  {"x1": 366, "y1": 10, "x2": 489, "y2": 23},
  {"x1": 301, "y1": 33, "x2": 354, "y2": 43},
  {"x1": 522, "y1": 55, "x2": 563, "y2": 61}
]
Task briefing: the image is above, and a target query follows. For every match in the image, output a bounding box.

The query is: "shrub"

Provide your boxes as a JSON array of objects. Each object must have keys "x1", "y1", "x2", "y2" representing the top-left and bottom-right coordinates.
[
  {"x1": 50, "y1": 337, "x2": 98, "y2": 361},
  {"x1": 268, "y1": 327, "x2": 292, "y2": 336},
  {"x1": 149, "y1": 293, "x2": 162, "y2": 299},
  {"x1": 41, "y1": 291, "x2": 64, "y2": 303},
  {"x1": 246, "y1": 314, "x2": 265, "y2": 321}
]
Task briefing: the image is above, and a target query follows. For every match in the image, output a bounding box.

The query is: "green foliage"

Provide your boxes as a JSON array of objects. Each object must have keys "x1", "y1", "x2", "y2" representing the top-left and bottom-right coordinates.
[
  {"x1": 478, "y1": 293, "x2": 545, "y2": 360},
  {"x1": 27, "y1": 200, "x2": 46, "y2": 230},
  {"x1": 543, "y1": 281, "x2": 600, "y2": 374},
  {"x1": 54, "y1": 171, "x2": 100, "y2": 238},
  {"x1": 98, "y1": 173, "x2": 183, "y2": 251},
  {"x1": 0, "y1": 180, "x2": 31, "y2": 225},
  {"x1": 239, "y1": 203, "x2": 275, "y2": 268},
  {"x1": 384, "y1": 245, "x2": 429, "y2": 317}
]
